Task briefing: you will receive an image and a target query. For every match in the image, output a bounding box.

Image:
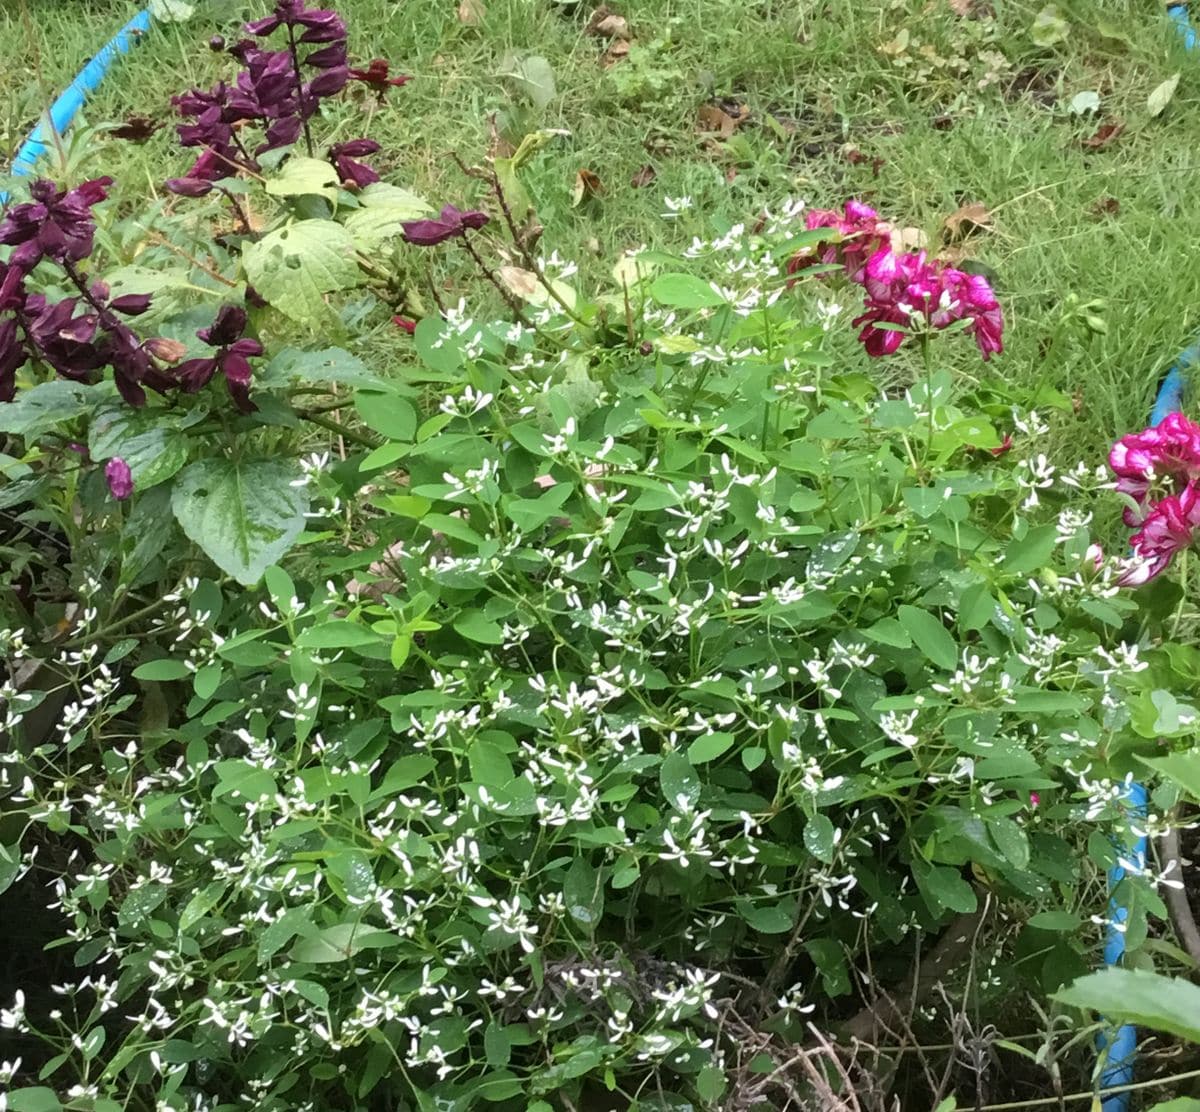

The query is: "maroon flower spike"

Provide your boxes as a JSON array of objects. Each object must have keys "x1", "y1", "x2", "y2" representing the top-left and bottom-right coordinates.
[
  {"x1": 105, "y1": 457, "x2": 134, "y2": 501},
  {"x1": 329, "y1": 138, "x2": 381, "y2": 189},
  {"x1": 402, "y1": 204, "x2": 490, "y2": 247},
  {"x1": 348, "y1": 58, "x2": 410, "y2": 97},
  {"x1": 174, "y1": 304, "x2": 262, "y2": 413},
  {"x1": 0, "y1": 177, "x2": 113, "y2": 268},
  {"x1": 391, "y1": 315, "x2": 417, "y2": 334}
]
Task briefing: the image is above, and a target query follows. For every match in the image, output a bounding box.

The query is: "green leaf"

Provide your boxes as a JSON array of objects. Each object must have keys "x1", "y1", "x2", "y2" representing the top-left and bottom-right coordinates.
[
  {"x1": 660, "y1": 752, "x2": 701, "y2": 812},
  {"x1": 0, "y1": 380, "x2": 92, "y2": 437},
  {"x1": 1029, "y1": 4, "x2": 1068, "y2": 47},
  {"x1": 1003, "y1": 524, "x2": 1057, "y2": 576},
  {"x1": 455, "y1": 611, "x2": 505, "y2": 644},
  {"x1": 171, "y1": 458, "x2": 307, "y2": 585},
  {"x1": 265, "y1": 156, "x2": 341, "y2": 203},
  {"x1": 343, "y1": 183, "x2": 432, "y2": 250},
  {"x1": 258, "y1": 907, "x2": 312, "y2": 963},
  {"x1": 1148, "y1": 1100, "x2": 1200, "y2": 1112},
  {"x1": 179, "y1": 881, "x2": 226, "y2": 930},
  {"x1": 290, "y1": 923, "x2": 399, "y2": 963},
  {"x1": 355, "y1": 391, "x2": 417, "y2": 441},
  {"x1": 649, "y1": 273, "x2": 726, "y2": 309},
  {"x1": 503, "y1": 53, "x2": 557, "y2": 109},
  {"x1": 484, "y1": 1023, "x2": 512, "y2": 1068},
  {"x1": 987, "y1": 817, "x2": 1030, "y2": 870},
  {"x1": 296, "y1": 620, "x2": 381, "y2": 649},
  {"x1": 1054, "y1": 968, "x2": 1200, "y2": 1042},
  {"x1": 242, "y1": 220, "x2": 360, "y2": 324},
  {"x1": 804, "y1": 813, "x2": 837, "y2": 864},
  {"x1": 1028, "y1": 910, "x2": 1081, "y2": 932},
  {"x1": 1148, "y1": 73, "x2": 1181, "y2": 119},
  {"x1": 88, "y1": 401, "x2": 188, "y2": 491},
  {"x1": 686, "y1": 731, "x2": 734, "y2": 764},
  {"x1": 133, "y1": 659, "x2": 191, "y2": 681},
  {"x1": 149, "y1": 0, "x2": 195, "y2": 20},
  {"x1": 917, "y1": 864, "x2": 978, "y2": 914},
  {"x1": 1138, "y1": 750, "x2": 1200, "y2": 801},
  {"x1": 563, "y1": 858, "x2": 604, "y2": 929},
  {"x1": 7, "y1": 1088, "x2": 62, "y2": 1112},
  {"x1": 897, "y1": 604, "x2": 959, "y2": 670},
  {"x1": 261, "y1": 347, "x2": 384, "y2": 389}
]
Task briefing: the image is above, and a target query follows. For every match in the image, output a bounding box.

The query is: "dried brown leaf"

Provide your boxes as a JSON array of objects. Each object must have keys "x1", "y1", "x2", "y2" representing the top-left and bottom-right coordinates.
[
  {"x1": 497, "y1": 266, "x2": 541, "y2": 299},
  {"x1": 571, "y1": 168, "x2": 603, "y2": 207},
  {"x1": 697, "y1": 101, "x2": 749, "y2": 139},
  {"x1": 1082, "y1": 119, "x2": 1124, "y2": 151},
  {"x1": 630, "y1": 164, "x2": 657, "y2": 188},
  {"x1": 600, "y1": 38, "x2": 630, "y2": 67},
  {"x1": 457, "y1": 0, "x2": 485, "y2": 24},
  {"x1": 585, "y1": 6, "x2": 630, "y2": 38},
  {"x1": 942, "y1": 201, "x2": 992, "y2": 241}
]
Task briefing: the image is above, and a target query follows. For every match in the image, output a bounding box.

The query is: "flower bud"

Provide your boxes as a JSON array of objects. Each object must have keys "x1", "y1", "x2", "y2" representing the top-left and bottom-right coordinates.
[
  {"x1": 145, "y1": 337, "x2": 189, "y2": 364},
  {"x1": 209, "y1": 34, "x2": 226, "y2": 51}
]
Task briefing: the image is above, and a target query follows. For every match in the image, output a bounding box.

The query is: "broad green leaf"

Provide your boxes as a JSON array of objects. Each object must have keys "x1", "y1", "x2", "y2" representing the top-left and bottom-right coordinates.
[
  {"x1": 563, "y1": 858, "x2": 604, "y2": 929},
  {"x1": 987, "y1": 816, "x2": 1030, "y2": 870},
  {"x1": 0, "y1": 380, "x2": 92, "y2": 437},
  {"x1": 1029, "y1": 4, "x2": 1068, "y2": 47},
  {"x1": 242, "y1": 220, "x2": 360, "y2": 324},
  {"x1": 917, "y1": 864, "x2": 977, "y2": 914},
  {"x1": 687, "y1": 731, "x2": 734, "y2": 764},
  {"x1": 258, "y1": 907, "x2": 312, "y2": 963},
  {"x1": 261, "y1": 347, "x2": 384, "y2": 389},
  {"x1": 455, "y1": 611, "x2": 505, "y2": 644},
  {"x1": 1028, "y1": 910, "x2": 1081, "y2": 932},
  {"x1": 897, "y1": 604, "x2": 959, "y2": 670},
  {"x1": 290, "y1": 923, "x2": 400, "y2": 963},
  {"x1": 88, "y1": 401, "x2": 188, "y2": 490},
  {"x1": 1003, "y1": 524, "x2": 1057, "y2": 576},
  {"x1": 1148, "y1": 74, "x2": 1181, "y2": 119},
  {"x1": 265, "y1": 156, "x2": 341, "y2": 203},
  {"x1": 1139, "y1": 750, "x2": 1200, "y2": 801},
  {"x1": 133, "y1": 659, "x2": 191, "y2": 681},
  {"x1": 649, "y1": 273, "x2": 726, "y2": 309},
  {"x1": 660, "y1": 752, "x2": 701, "y2": 812},
  {"x1": 179, "y1": 881, "x2": 226, "y2": 930},
  {"x1": 503, "y1": 53, "x2": 557, "y2": 109},
  {"x1": 171, "y1": 458, "x2": 307, "y2": 585},
  {"x1": 1054, "y1": 969, "x2": 1200, "y2": 1042},
  {"x1": 355, "y1": 390, "x2": 417, "y2": 441},
  {"x1": 804, "y1": 813, "x2": 837, "y2": 864},
  {"x1": 296, "y1": 621, "x2": 381, "y2": 650},
  {"x1": 149, "y1": 0, "x2": 195, "y2": 20},
  {"x1": 343, "y1": 183, "x2": 432, "y2": 250},
  {"x1": 7, "y1": 1088, "x2": 62, "y2": 1112}
]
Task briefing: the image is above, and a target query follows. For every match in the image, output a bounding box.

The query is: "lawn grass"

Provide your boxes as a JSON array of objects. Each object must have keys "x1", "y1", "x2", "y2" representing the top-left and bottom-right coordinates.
[{"x1": 5, "y1": 0, "x2": 1200, "y2": 466}]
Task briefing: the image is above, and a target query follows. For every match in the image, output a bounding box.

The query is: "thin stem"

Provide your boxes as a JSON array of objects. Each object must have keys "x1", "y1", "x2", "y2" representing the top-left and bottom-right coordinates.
[
  {"x1": 285, "y1": 23, "x2": 315, "y2": 157},
  {"x1": 301, "y1": 409, "x2": 380, "y2": 449},
  {"x1": 458, "y1": 231, "x2": 528, "y2": 324},
  {"x1": 976, "y1": 1066, "x2": 1200, "y2": 1111},
  {"x1": 215, "y1": 185, "x2": 254, "y2": 236}
]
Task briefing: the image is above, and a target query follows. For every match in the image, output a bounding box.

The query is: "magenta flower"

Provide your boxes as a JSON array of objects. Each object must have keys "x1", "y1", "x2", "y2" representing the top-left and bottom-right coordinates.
[
  {"x1": 852, "y1": 247, "x2": 1004, "y2": 361},
  {"x1": 1119, "y1": 481, "x2": 1200, "y2": 586},
  {"x1": 796, "y1": 199, "x2": 891, "y2": 283},
  {"x1": 174, "y1": 305, "x2": 262, "y2": 413},
  {"x1": 328, "y1": 138, "x2": 381, "y2": 189},
  {"x1": 402, "y1": 204, "x2": 490, "y2": 247},
  {"x1": 1109, "y1": 412, "x2": 1200, "y2": 523},
  {"x1": 105, "y1": 457, "x2": 134, "y2": 501}
]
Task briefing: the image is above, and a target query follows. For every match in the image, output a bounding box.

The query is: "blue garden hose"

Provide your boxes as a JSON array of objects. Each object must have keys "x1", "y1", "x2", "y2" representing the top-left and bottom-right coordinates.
[{"x1": 0, "y1": 7, "x2": 152, "y2": 204}]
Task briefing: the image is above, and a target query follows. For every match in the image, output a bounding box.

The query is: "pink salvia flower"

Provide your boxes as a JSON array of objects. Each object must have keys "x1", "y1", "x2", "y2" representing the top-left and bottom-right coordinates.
[
  {"x1": 105, "y1": 457, "x2": 134, "y2": 500},
  {"x1": 1109, "y1": 411, "x2": 1200, "y2": 524},
  {"x1": 1118, "y1": 481, "x2": 1200, "y2": 586}
]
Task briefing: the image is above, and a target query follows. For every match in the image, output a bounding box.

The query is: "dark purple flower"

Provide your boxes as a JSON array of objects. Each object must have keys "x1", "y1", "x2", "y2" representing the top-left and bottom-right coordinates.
[
  {"x1": 23, "y1": 298, "x2": 106, "y2": 381},
  {"x1": 0, "y1": 177, "x2": 113, "y2": 267},
  {"x1": 101, "y1": 321, "x2": 175, "y2": 408},
  {"x1": 306, "y1": 66, "x2": 350, "y2": 97},
  {"x1": 305, "y1": 42, "x2": 347, "y2": 69},
  {"x1": 0, "y1": 318, "x2": 26, "y2": 403},
  {"x1": 105, "y1": 457, "x2": 134, "y2": 500},
  {"x1": 402, "y1": 204, "x2": 490, "y2": 247},
  {"x1": 175, "y1": 305, "x2": 262, "y2": 413},
  {"x1": 246, "y1": 2, "x2": 346, "y2": 43},
  {"x1": 110, "y1": 293, "x2": 153, "y2": 316},
  {"x1": 329, "y1": 138, "x2": 380, "y2": 189},
  {"x1": 348, "y1": 58, "x2": 410, "y2": 97}
]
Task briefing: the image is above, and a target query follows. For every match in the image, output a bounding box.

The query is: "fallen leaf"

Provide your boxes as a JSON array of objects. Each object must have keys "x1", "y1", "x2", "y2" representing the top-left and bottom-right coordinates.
[
  {"x1": 893, "y1": 226, "x2": 929, "y2": 252},
  {"x1": 571, "y1": 168, "x2": 603, "y2": 207},
  {"x1": 630, "y1": 164, "x2": 657, "y2": 188},
  {"x1": 697, "y1": 101, "x2": 749, "y2": 139},
  {"x1": 585, "y1": 6, "x2": 630, "y2": 38},
  {"x1": 601, "y1": 39, "x2": 630, "y2": 67},
  {"x1": 1147, "y1": 73, "x2": 1181, "y2": 118},
  {"x1": 1089, "y1": 196, "x2": 1120, "y2": 218},
  {"x1": 948, "y1": 0, "x2": 971, "y2": 13},
  {"x1": 844, "y1": 147, "x2": 885, "y2": 177},
  {"x1": 931, "y1": 113, "x2": 955, "y2": 130},
  {"x1": 1067, "y1": 89, "x2": 1100, "y2": 116},
  {"x1": 1082, "y1": 119, "x2": 1124, "y2": 150},
  {"x1": 498, "y1": 266, "x2": 541, "y2": 299},
  {"x1": 457, "y1": 0, "x2": 485, "y2": 24},
  {"x1": 942, "y1": 201, "x2": 992, "y2": 241}
]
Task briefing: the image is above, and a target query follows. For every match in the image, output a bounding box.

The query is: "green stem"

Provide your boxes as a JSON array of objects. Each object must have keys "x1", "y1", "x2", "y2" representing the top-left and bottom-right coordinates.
[{"x1": 301, "y1": 410, "x2": 381, "y2": 449}]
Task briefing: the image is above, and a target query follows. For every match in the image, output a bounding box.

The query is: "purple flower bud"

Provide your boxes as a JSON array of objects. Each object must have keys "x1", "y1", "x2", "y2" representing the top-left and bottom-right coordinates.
[
  {"x1": 329, "y1": 139, "x2": 381, "y2": 189},
  {"x1": 209, "y1": 34, "x2": 226, "y2": 51},
  {"x1": 402, "y1": 204, "x2": 490, "y2": 247},
  {"x1": 105, "y1": 457, "x2": 134, "y2": 500},
  {"x1": 165, "y1": 177, "x2": 215, "y2": 197},
  {"x1": 110, "y1": 293, "x2": 153, "y2": 316}
]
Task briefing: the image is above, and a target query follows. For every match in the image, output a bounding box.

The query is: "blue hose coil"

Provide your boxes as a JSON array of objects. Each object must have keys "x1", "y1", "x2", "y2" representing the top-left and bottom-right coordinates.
[{"x1": 0, "y1": 8, "x2": 152, "y2": 204}]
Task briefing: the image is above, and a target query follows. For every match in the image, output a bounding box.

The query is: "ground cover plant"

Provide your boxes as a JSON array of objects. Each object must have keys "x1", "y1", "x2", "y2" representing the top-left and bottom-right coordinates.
[{"x1": 5, "y1": 0, "x2": 1200, "y2": 1110}]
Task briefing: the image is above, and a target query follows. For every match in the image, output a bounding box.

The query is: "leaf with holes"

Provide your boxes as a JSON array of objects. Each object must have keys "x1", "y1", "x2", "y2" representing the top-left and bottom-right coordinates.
[
  {"x1": 88, "y1": 401, "x2": 189, "y2": 490},
  {"x1": 242, "y1": 220, "x2": 360, "y2": 325},
  {"x1": 171, "y1": 458, "x2": 307, "y2": 585}
]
